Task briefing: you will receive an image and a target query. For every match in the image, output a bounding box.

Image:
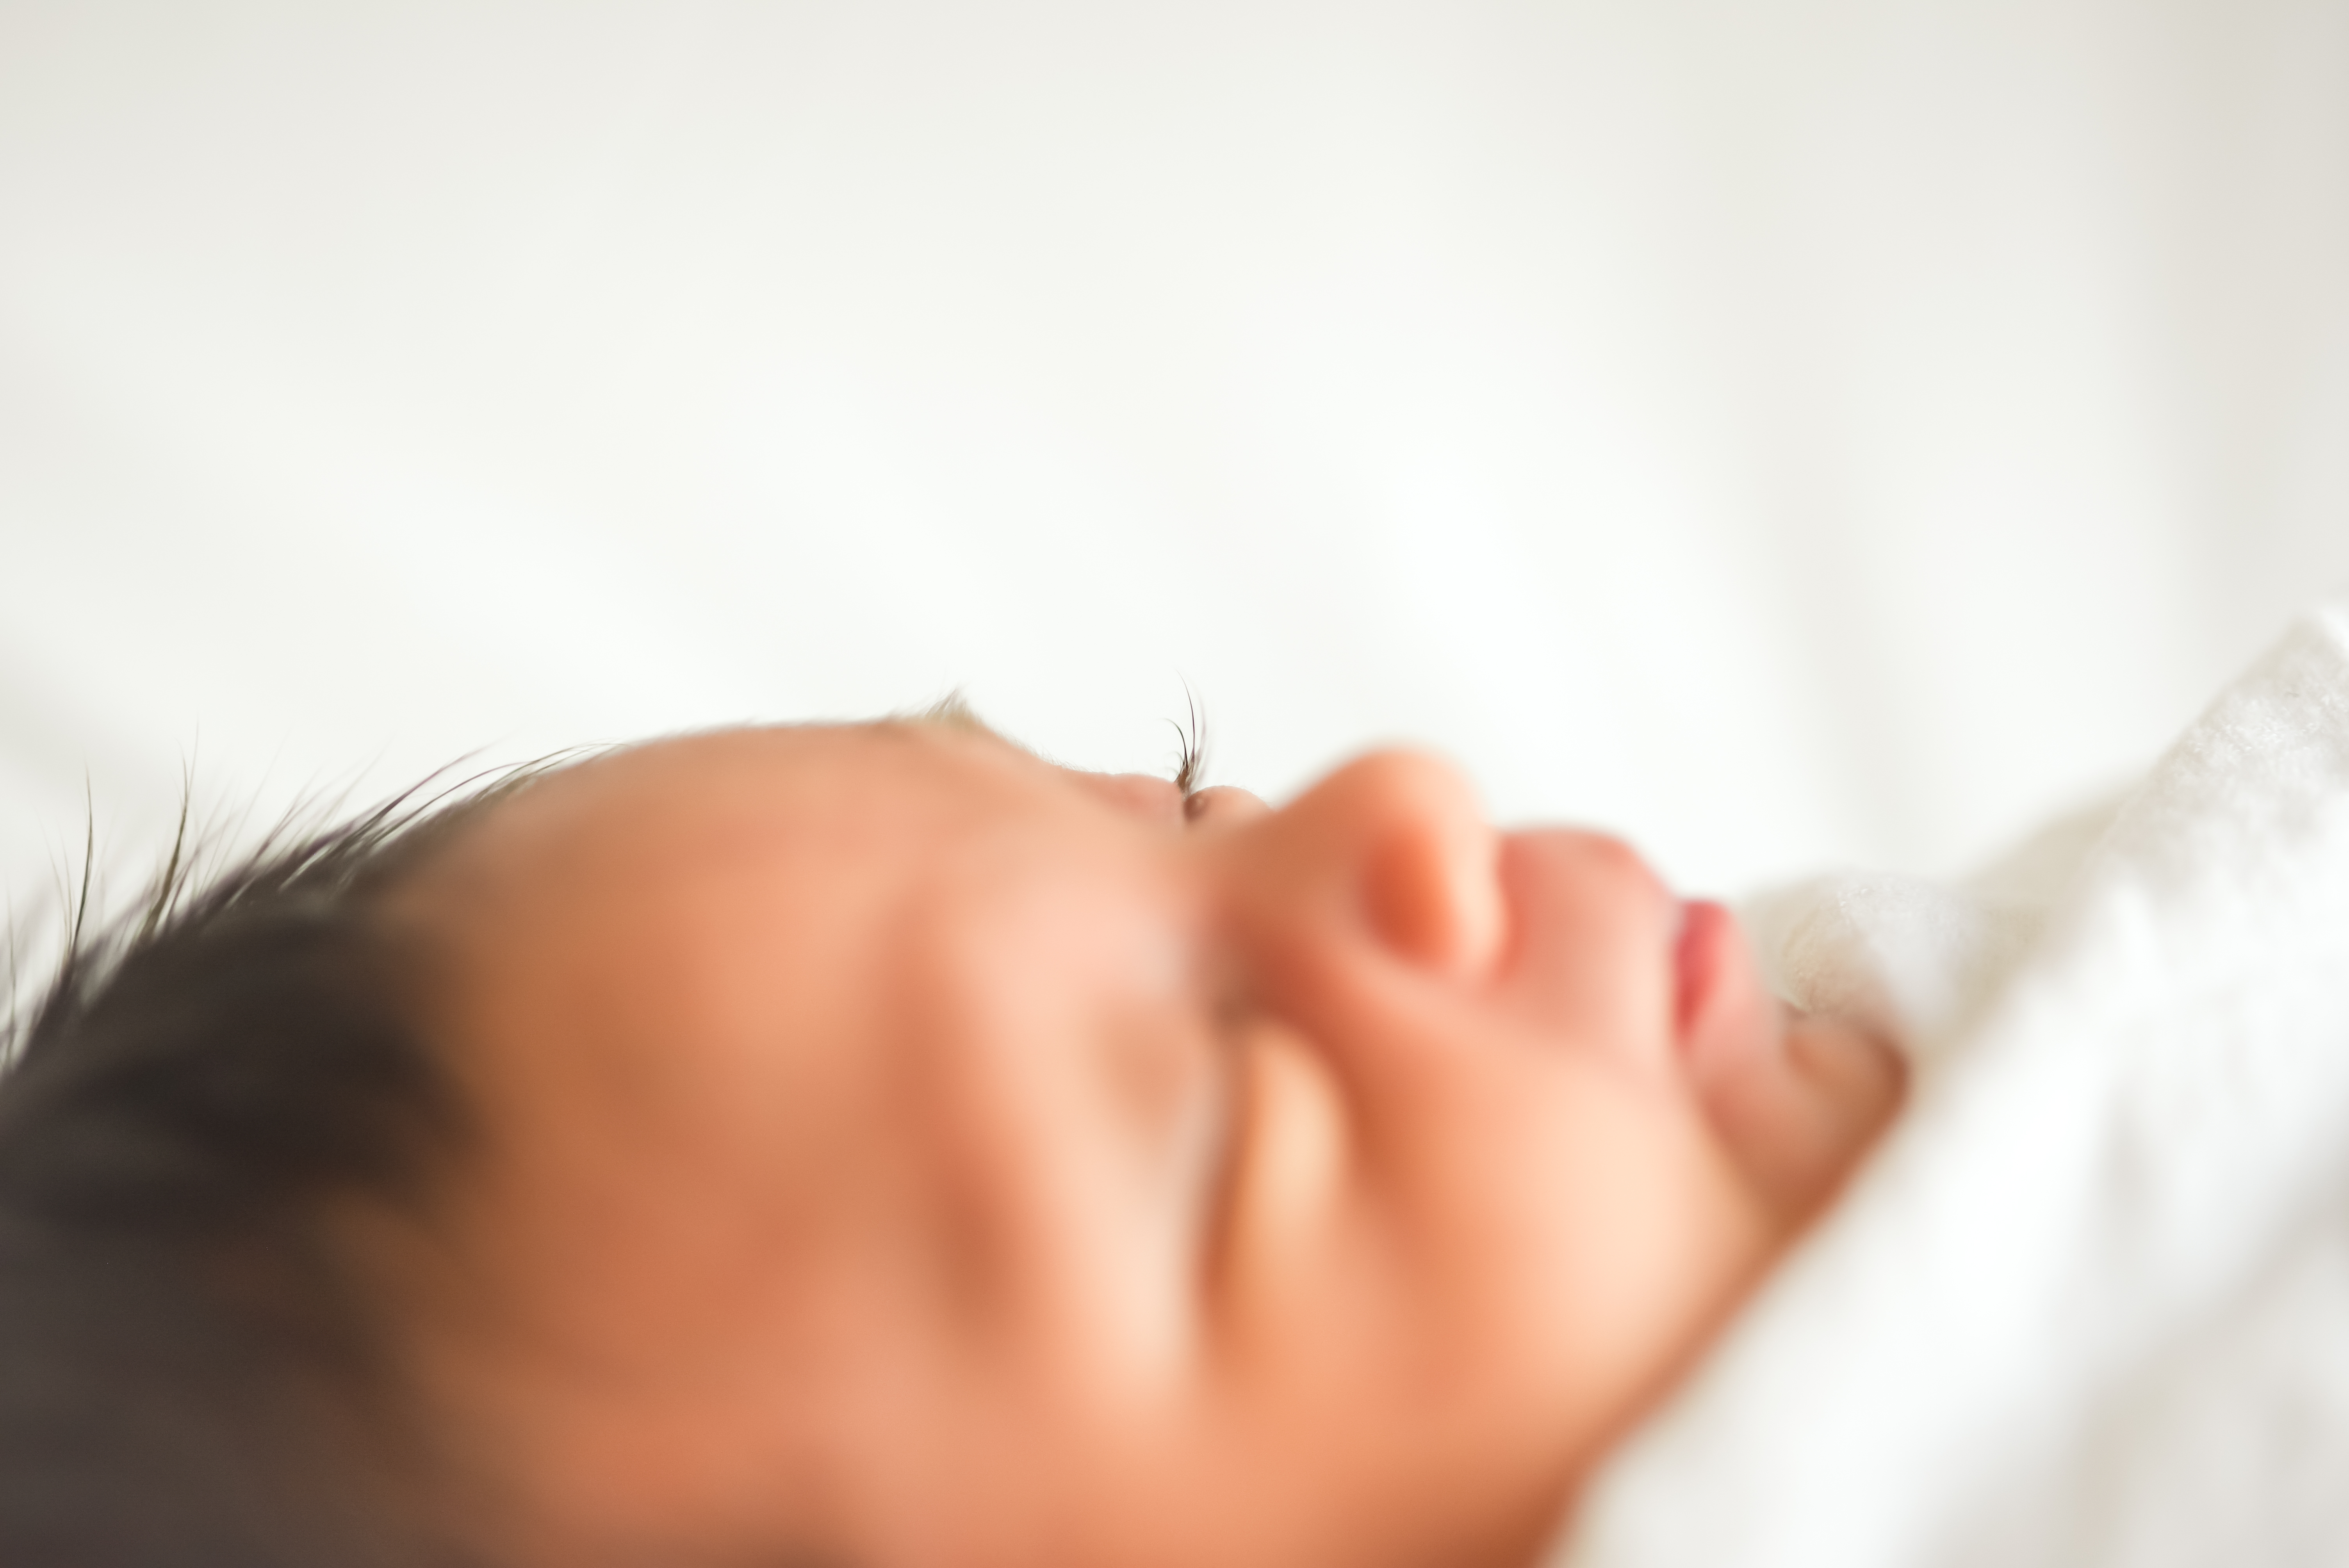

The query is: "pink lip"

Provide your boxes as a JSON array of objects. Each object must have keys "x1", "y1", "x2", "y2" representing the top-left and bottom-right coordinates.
[{"x1": 1673, "y1": 899, "x2": 1732, "y2": 1037}]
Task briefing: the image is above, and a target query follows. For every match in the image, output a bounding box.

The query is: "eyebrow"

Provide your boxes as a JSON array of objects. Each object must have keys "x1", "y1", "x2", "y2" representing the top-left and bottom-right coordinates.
[{"x1": 901, "y1": 691, "x2": 1038, "y2": 760}]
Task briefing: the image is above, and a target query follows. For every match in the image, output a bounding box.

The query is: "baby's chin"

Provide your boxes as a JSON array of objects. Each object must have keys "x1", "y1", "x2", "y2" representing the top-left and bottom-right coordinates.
[
  {"x1": 1677, "y1": 907, "x2": 1906, "y2": 1223},
  {"x1": 1757, "y1": 1009, "x2": 1907, "y2": 1213}
]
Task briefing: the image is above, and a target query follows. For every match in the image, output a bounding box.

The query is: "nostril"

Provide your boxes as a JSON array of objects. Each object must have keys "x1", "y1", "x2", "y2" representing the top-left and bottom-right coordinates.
[{"x1": 1361, "y1": 816, "x2": 1504, "y2": 979}]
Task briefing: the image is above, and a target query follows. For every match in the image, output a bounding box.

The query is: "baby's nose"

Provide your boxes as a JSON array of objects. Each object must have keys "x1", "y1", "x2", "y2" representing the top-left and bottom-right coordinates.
[{"x1": 1244, "y1": 750, "x2": 1504, "y2": 980}]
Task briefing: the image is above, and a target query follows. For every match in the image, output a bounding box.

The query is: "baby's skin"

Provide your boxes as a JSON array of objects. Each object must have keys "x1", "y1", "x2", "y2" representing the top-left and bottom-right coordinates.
[{"x1": 378, "y1": 720, "x2": 1903, "y2": 1568}]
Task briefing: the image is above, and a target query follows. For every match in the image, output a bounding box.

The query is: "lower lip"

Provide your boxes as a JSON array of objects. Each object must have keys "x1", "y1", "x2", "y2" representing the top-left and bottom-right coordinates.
[{"x1": 1674, "y1": 898, "x2": 1732, "y2": 1033}]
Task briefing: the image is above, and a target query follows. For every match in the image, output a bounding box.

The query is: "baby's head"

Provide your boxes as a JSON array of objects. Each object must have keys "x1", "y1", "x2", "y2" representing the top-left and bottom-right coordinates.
[{"x1": 0, "y1": 718, "x2": 1902, "y2": 1568}]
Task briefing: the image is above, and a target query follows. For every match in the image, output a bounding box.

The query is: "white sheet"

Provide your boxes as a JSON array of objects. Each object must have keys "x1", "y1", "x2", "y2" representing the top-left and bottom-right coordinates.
[
  {"x1": 6, "y1": 1, "x2": 2348, "y2": 923},
  {"x1": 1557, "y1": 601, "x2": 2349, "y2": 1565}
]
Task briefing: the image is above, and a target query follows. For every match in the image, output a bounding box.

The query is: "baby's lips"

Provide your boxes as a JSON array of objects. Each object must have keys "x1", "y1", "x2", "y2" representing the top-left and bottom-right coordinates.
[
  {"x1": 1670, "y1": 899, "x2": 1790, "y2": 1101},
  {"x1": 1672, "y1": 900, "x2": 1736, "y2": 1041}
]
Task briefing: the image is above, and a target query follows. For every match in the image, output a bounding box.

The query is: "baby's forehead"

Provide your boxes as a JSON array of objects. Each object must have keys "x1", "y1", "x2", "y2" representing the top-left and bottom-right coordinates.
[
  {"x1": 426, "y1": 719, "x2": 1037, "y2": 873},
  {"x1": 390, "y1": 724, "x2": 1053, "y2": 1140},
  {"x1": 386, "y1": 723, "x2": 1148, "y2": 1031},
  {"x1": 387, "y1": 719, "x2": 1172, "y2": 1249}
]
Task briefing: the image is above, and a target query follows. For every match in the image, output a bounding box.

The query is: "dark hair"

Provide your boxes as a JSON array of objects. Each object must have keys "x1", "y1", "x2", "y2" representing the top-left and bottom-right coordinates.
[{"x1": 0, "y1": 785, "x2": 515, "y2": 1568}]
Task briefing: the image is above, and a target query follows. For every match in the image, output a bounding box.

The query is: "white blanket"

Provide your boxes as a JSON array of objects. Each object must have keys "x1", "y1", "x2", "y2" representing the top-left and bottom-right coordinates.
[{"x1": 1555, "y1": 602, "x2": 2349, "y2": 1567}]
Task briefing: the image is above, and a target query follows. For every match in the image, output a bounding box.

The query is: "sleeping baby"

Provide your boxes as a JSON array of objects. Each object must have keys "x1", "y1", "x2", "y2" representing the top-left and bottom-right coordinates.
[{"x1": 0, "y1": 705, "x2": 1903, "y2": 1568}]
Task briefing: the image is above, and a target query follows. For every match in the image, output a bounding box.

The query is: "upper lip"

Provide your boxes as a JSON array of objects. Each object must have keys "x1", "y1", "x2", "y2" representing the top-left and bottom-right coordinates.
[{"x1": 1487, "y1": 827, "x2": 1681, "y2": 984}]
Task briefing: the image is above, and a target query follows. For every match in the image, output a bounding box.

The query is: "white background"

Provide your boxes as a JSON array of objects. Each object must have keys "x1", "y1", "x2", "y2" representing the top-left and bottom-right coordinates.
[{"x1": 3, "y1": 0, "x2": 2345, "y2": 943}]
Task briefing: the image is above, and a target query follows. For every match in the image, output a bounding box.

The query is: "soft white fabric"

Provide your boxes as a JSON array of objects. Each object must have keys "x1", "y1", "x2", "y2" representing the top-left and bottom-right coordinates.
[
  {"x1": 1554, "y1": 600, "x2": 2349, "y2": 1567},
  {"x1": 9, "y1": 2, "x2": 2349, "y2": 918}
]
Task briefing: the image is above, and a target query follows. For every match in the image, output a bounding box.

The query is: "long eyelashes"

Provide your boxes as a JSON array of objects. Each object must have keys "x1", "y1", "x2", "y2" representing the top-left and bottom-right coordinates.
[{"x1": 1168, "y1": 688, "x2": 1208, "y2": 801}]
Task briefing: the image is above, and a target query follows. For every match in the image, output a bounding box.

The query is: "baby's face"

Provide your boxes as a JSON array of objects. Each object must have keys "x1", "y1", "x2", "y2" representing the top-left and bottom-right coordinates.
[{"x1": 390, "y1": 723, "x2": 1900, "y2": 1568}]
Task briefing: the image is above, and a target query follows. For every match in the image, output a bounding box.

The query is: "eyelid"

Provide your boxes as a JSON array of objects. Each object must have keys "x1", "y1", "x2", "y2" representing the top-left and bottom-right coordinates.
[{"x1": 1182, "y1": 786, "x2": 1273, "y2": 831}]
